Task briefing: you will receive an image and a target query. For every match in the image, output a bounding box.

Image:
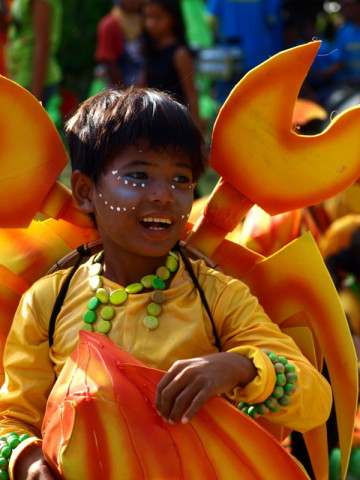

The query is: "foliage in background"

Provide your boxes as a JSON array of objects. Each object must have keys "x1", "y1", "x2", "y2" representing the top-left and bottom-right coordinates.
[{"x1": 58, "y1": 0, "x2": 111, "y2": 103}]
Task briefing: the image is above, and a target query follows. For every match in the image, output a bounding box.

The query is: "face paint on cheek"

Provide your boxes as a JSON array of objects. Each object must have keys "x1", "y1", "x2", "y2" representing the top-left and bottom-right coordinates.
[
  {"x1": 97, "y1": 186, "x2": 139, "y2": 213},
  {"x1": 112, "y1": 171, "x2": 147, "y2": 189}
]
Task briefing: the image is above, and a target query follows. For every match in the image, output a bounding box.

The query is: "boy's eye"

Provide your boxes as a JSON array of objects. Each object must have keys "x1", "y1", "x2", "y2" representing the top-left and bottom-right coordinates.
[
  {"x1": 126, "y1": 171, "x2": 148, "y2": 180},
  {"x1": 173, "y1": 175, "x2": 192, "y2": 184}
]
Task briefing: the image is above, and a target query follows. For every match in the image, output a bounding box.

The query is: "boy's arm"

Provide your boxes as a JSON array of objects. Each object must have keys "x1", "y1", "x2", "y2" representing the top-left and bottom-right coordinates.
[
  {"x1": 157, "y1": 276, "x2": 332, "y2": 430},
  {"x1": 211, "y1": 279, "x2": 333, "y2": 431}
]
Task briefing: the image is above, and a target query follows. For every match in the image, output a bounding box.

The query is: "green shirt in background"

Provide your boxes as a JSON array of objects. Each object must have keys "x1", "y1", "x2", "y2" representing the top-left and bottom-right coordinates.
[{"x1": 7, "y1": 0, "x2": 62, "y2": 89}]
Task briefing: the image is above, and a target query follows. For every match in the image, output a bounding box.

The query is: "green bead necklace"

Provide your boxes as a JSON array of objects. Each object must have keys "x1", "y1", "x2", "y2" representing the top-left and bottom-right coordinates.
[{"x1": 82, "y1": 250, "x2": 179, "y2": 334}]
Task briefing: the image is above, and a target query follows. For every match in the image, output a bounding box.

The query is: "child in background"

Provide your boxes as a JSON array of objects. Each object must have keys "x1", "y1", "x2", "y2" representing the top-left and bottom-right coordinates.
[
  {"x1": 0, "y1": 87, "x2": 331, "y2": 478},
  {"x1": 94, "y1": 0, "x2": 143, "y2": 88},
  {"x1": 139, "y1": 0, "x2": 203, "y2": 130}
]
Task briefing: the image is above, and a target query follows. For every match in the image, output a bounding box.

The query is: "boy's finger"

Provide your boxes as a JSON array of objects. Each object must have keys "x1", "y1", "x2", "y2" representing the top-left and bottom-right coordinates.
[
  {"x1": 180, "y1": 389, "x2": 209, "y2": 424},
  {"x1": 155, "y1": 373, "x2": 188, "y2": 418}
]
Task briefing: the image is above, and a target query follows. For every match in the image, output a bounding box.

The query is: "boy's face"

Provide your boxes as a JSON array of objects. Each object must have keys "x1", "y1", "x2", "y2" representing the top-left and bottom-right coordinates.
[{"x1": 87, "y1": 145, "x2": 194, "y2": 258}]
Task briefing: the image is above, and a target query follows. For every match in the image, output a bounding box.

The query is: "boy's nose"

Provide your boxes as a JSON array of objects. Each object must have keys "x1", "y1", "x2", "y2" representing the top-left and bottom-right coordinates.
[{"x1": 147, "y1": 180, "x2": 175, "y2": 204}]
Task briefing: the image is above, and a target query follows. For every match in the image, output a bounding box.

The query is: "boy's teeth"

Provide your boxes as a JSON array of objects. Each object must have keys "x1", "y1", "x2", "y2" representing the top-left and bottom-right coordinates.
[{"x1": 142, "y1": 217, "x2": 172, "y2": 224}]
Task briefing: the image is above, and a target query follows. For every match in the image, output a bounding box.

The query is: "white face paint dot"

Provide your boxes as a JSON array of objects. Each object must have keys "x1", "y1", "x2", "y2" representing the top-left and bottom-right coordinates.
[
  {"x1": 104, "y1": 201, "x2": 108, "y2": 205},
  {"x1": 141, "y1": 183, "x2": 145, "y2": 188},
  {"x1": 99, "y1": 193, "x2": 102, "y2": 198},
  {"x1": 116, "y1": 207, "x2": 121, "y2": 211},
  {"x1": 181, "y1": 215, "x2": 185, "y2": 219},
  {"x1": 123, "y1": 207, "x2": 127, "y2": 211},
  {"x1": 110, "y1": 206, "x2": 114, "y2": 210},
  {"x1": 132, "y1": 183, "x2": 137, "y2": 187},
  {"x1": 124, "y1": 180, "x2": 128, "y2": 185},
  {"x1": 171, "y1": 185, "x2": 176, "y2": 189},
  {"x1": 112, "y1": 170, "x2": 118, "y2": 175},
  {"x1": 132, "y1": 206, "x2": 136, "y2": 210}
]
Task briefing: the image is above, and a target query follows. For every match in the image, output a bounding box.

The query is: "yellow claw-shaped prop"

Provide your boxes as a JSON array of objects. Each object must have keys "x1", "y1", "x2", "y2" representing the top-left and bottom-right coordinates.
[
  {"x1": 188, "y1": 41, "x2": 360, "y2": 256},
  {"x1": 0, "y1": 75, "x2": 92, "y2": 229},
  {"x1": 0, "y1": 76, "x2": 98, "y2": 379},
  {"x1": 186, "y1": 41, "x2": 360, "y2": 480},
  {"x1": 211, "y1": 41, "x2": 360, "y2": 214}
]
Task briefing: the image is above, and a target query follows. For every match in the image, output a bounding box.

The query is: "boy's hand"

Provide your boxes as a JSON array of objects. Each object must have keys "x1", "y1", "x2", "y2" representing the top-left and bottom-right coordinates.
[
  {"x1": 14, "y1": 445, "x2": 54, "y2": 479},
  {"x1": 155, "y1": 352, "x2": 257, "y2": 424}
]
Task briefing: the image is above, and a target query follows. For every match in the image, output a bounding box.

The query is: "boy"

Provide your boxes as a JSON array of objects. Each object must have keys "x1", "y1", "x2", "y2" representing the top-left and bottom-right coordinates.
[{"x1": 0, "y1": 87, "x2": 332, "y2": 479}]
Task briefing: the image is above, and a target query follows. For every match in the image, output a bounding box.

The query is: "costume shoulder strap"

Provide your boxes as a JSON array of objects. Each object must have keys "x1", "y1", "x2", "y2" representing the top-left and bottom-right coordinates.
[
  {"x1": 48, "y1": 244, "x2": 90, "y2": 347},
  {"x1": 176, "y1": 244, "x2": 222, "y2": 352}
]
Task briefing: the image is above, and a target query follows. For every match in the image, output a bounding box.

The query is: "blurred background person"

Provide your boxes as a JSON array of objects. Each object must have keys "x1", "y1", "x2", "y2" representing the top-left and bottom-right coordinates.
[
  {"x1": 94, "y1": 0, "x2": 143, "y2": 90},
  {"x1": 0, "y1": 0, "x2": 11, "y2": 76},
  {"x1": 6, "y1": 0, "x2": 62, "y2": 109},
  {"x1": 205, "y1": 0, "x2": 283, "y2": 104},
  {"x1": 139, "y1": 0, "x2": 203, "y2": 131}
]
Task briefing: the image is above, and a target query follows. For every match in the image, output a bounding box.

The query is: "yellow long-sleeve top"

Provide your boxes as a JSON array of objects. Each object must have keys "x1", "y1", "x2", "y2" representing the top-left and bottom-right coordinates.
[{"x1": 0, "y1": 255, "x2": 332, "y2": 460}]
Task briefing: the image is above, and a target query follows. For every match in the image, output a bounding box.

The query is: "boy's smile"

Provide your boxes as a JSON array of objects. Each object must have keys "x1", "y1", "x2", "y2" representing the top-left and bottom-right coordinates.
[{"x1": 89, "y1": 145, "x2": 195, "y2": 267}]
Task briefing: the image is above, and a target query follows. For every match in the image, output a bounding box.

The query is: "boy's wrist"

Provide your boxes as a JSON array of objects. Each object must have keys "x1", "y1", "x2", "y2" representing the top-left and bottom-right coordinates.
[
  {"x1": 225, "y1": 346, "x2": 276, "y2": 404},
  {"x1": 9, "y1": 438, "x2": 43, "y2": 480}
]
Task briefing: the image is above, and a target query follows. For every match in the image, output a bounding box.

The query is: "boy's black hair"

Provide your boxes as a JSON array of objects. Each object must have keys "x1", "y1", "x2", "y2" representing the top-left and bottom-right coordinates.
[{"x1": 65, "y1": 87, "x2": 207, "y2": 183}]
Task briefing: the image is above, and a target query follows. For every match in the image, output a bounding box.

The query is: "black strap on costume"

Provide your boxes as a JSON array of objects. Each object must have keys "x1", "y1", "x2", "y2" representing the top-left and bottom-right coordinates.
[
  {"x1": 48, "y1": 243, "x2": 222, "y2": 352},
  {"x1": 48, "y1": 244, "x2": 88, "y2": 347},
  {"x1": 175, "y1": 245, "x2": 222, "y2": 352}
]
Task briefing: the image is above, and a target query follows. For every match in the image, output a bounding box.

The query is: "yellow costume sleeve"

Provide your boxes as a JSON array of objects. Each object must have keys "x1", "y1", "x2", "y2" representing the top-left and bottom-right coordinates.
[{"x1": 194, "y1": 261, "x2": 332, "y2": 432}]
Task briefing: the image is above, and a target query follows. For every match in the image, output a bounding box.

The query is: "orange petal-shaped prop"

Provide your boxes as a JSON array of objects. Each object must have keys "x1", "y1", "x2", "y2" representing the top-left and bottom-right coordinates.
[
  {"x1": 0, "y1": 265, "x2": 29, "y2": 384},
  {"x1": 0, "y1": 218, "x2": 99, "y2": 380},
  {"x1": 210, "y1": 41, "x2": 360, "y2": 216},
  {"x1": 228, "y1": 206, "x2": 303, "y2": 257},
  {"x1": 240, "y1": 233, "x2": 358, "y2": 480},
  {"x1": 0, "y1": 76, "x2": 68, "y2": 228},
  {"x1": 42, "y1": 331, "x2": 310, "y2": 480},
  {"x1": 228, "y1": 205, "x2": 324, "y2": 257}
]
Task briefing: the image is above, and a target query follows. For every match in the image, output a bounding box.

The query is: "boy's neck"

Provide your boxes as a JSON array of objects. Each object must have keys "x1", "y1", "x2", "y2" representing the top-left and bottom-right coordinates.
[{"x1": 102, "y1": 250, "x2": 171, "y2": 286}]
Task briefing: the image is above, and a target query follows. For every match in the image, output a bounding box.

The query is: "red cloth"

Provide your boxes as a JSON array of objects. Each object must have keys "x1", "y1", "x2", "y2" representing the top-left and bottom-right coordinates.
[
  {"x1": 0, "y1": 32, "x2": 6, "y2": 76},
  {"x1": 95, "y1": 13, "x2": 124, "y2": 63}
]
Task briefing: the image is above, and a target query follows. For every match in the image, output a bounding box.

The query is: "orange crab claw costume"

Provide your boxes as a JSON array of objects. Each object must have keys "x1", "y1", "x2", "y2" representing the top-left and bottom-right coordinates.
[
  {"x1": 42, "y1": 331, "x2": 309, "y2": 480},
  {"x1": 0, "y1": 41, "x2": 359, "y2": 480}
]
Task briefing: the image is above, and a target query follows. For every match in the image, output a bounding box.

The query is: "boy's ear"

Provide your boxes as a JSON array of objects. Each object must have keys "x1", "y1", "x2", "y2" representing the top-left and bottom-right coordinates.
[{"x1": 71, "y1": 170, "x2": 95, "y2": 213}]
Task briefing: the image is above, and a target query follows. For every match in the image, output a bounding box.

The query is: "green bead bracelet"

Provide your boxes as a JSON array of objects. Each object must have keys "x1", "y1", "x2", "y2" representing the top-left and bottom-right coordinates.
[
  {"x1": 0, "y1": 433, "x2": 30, "y2": 479},
  {"x1": 237, "y1": 350, "x2": 298, "y2": 419}
]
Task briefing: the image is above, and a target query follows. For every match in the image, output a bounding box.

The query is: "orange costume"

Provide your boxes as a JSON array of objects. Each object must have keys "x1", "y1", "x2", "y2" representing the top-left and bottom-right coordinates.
[{"x1": 0, "y1": 41, "x2": 359, "y2": 479}]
